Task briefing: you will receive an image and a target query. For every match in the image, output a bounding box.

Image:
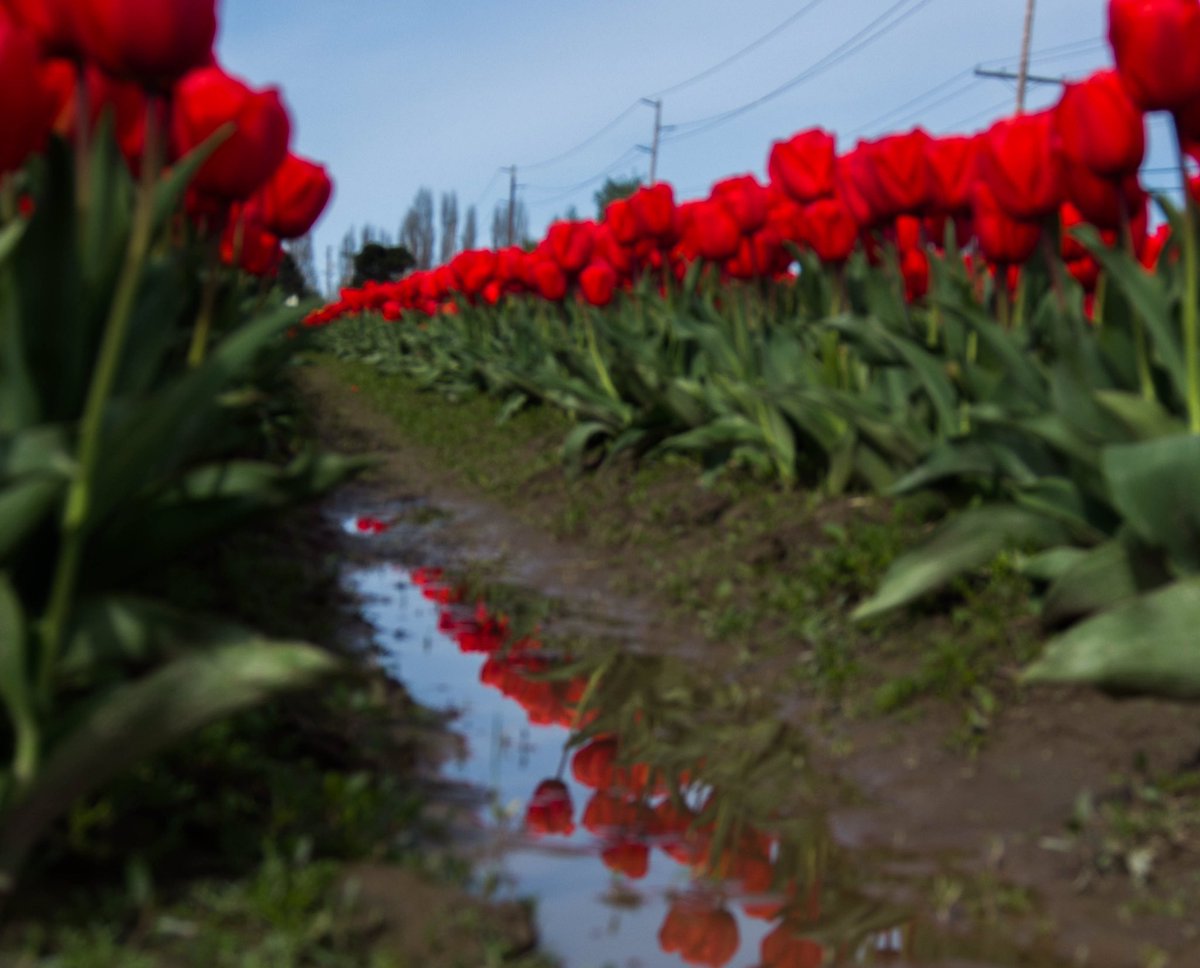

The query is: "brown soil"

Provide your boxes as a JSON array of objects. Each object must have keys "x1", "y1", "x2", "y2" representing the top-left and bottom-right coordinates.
[{"x1": 298, "y1": 363, "x2": 1200, "y2": 967}]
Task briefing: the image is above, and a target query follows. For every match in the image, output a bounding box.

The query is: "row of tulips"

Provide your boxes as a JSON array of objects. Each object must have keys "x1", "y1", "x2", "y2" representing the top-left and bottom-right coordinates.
[
  {"x1": 321, "y1": 0, "x2": 1200, "y2": 702},
  {"x1": 393, "y1": 552, "x2": 1056, "y2": 966},
  {"x1": 309, "y1": 0, "x2": 1200, "y2": 331},
  {"x1": 0, "y1": 0, "x2": 354, "y2": 902}
]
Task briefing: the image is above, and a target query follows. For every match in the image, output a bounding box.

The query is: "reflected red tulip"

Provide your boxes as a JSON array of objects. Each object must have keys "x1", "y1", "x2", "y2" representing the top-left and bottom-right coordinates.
[
  {"x1": 526, "y1": 779, "x2": 575, "y2": 837},
  {"x1": 601, "y1": 841, "x2": 650, "y2": 879},
  {"x1": 761, "y1": 924, "x2": 825, "y2": 968},
  {"x1": 658, "y1": 896, "x2": 739, "y2": 968}
]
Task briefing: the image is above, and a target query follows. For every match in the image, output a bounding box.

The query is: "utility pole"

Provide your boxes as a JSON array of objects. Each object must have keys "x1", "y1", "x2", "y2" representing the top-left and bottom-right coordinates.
[
  {"x1": 638, "y1": 98, "x2": 663, "y2": 185},
  {"x1": 974, "y1": 67, "x2": 1064, "y2": 87},
  {"x1": 503, "y1": 165, "x2": 517, "y2": 246},
  {"x1": 1015, "y1": 0, "x2": 1037, "y2": 113}
]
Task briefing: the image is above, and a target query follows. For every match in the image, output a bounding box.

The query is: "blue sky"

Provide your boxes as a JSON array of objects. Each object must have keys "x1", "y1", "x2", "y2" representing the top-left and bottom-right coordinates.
[{"x1": 214, "y1": 0, "x2": 1181, "y2": 290}]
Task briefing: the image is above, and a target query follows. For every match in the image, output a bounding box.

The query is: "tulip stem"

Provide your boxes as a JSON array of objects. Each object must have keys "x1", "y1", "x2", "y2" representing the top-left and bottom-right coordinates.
[
  {"x1": 39, "y1": 96, "x2": 165, "y2": 702},
  {"x1": 1175, "y1": 120, "x2": 1200, "y2": 433},
  {"x1": 1119, "y1": 207, "x2": 1155, "y2": 402},
  {"x1": 188, "y1": 234, "x2": 222, "y2": 369},
  {"x1": 75, "y1": 64, "x2": 91, "y2": 217}
]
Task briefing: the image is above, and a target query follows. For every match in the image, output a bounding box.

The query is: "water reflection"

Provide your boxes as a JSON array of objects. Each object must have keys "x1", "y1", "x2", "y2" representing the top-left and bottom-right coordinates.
[{"x1": 345, "y1": 516, "x2": 1069, "y2": 968}]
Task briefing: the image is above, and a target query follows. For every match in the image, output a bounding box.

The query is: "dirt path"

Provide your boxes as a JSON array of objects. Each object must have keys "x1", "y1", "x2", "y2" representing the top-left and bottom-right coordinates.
[{"x1": 299, "y1": 361, "x2": 1200, "y2": 967}]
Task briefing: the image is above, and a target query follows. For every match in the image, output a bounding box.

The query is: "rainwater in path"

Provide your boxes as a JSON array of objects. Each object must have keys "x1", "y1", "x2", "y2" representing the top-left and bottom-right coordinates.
[{"x1": 342, "y1": 508, "x2": 1068, "y2": 968}]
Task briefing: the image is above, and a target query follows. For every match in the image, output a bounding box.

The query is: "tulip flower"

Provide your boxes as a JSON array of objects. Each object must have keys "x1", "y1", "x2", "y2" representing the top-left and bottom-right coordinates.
[
  {"x1": 1108, "y1": 0, "x2": 1200, "y2": 112},
  {"x1": 74, "y1": 0, "x2": 216, "y2": 90},
  {"x1": 972, "y1": 182, "x2": 1041, "y2": 266},
  {"x1": 799, "y1": 196, "x2": 858, "y2": 265},
  {"x1": 0, "y1": 12, "x2": 51, "y2": 174},
  {"x1": 172, "y1": 66, "x2": 292, "y2": 202},
  {"x1": 977, "y1": 110, "x2": 1065, "y2": 221},
  {"x1": 690, "y1": 199, "x2": 742, "y2": 262},
  {"x1": 529, "y1": 256, "x2": 568, "y2": 301},
  {"x1": 760, "y1": 924, "x2": 825, "y2": 968},
  {"x1": 579, "y1": 261, "x2": 617, "y2": 307},
  {"x1": 4, "y1": 0, "x2": 79, "y2": 57},
  {"x1": 448, "y1": 249, "x2": 497, "y2": 299},
  {"x1": 251, "y1": 153, "x2": 332, "y2": 239},
  {"x1": 544, "y1": 220, "x2": 595, "y2": 274},
  {"x1": 628, "y1": 183, "x2": 676, "y2": 241},
  {"x1": 525, "y1": 779, "x2": 575, "y2": 837},
  {"x1": 711, "y1": 175, "x2": 770, "y2": 235},
  {"x1": 220, "y1": 210, "x2": 282, "y2": 278},
  {"x1": 1054, "y1": 70, "x2": 1145, "y2": 177},
  {"x1": 925, "y1": 135, "x2": 978, "y2": 214},
  {"x1": 601, "y1": 841, "x2": 649, "y2": 879},
  {"x1": 860, "y1": 128, "x2": 936, "y2": 219},
  {"x1": 604, "y1": 196, "x2": 640, "y2": 245},
  {"x1": 768, "y1": 128, "x2": 837, "y2": 204},
  {"x1": 658, "y1": 896, "x2": 740, "y2": 968}
]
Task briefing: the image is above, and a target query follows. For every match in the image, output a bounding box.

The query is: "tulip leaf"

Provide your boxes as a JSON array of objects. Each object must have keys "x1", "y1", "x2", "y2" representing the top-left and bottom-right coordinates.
[
  {"x1": 0, "y1": 638, "x2": 337, "y2": 883},
  {"x1": 0, "y1": 574, "x2": 37, "y2": 798},
  {"x1": 1025, "y1": 577, "x2": 1200, "y2": 698},
  {"x1": 1102, "y1": 436, "x2": 1200, "y2": 574},
  {"x1": 854, "y1": 505, "x2": 1071, "y2": 621},
  {"x1": 1040, "y1": 537, "x2": 1166, "y2": 627}
]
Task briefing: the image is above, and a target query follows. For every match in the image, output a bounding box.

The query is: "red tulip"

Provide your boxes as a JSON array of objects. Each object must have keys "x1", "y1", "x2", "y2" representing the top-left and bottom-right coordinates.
[
  {"x1": 834, "y1": 149, "x2": 879, "y2": 226},
  {"x1": 4, "y1": 0, "x2": 78, "y2": 57},
  {"x1": 602, "y1": 842, "x2": 649, "y2": 879},
  {"x1": 530, "y1": 258, "x2": 568, "y2": 301},
  {"x1": 544, "y1": 220, "x2": 595, "y2": 274},
  {"x1": 972, "y1": 182, "x2": 1041, "y2": 265},
  {"x1": 658, "y1": 897, "x2": 739, "y2": 968},
  {"x1": 977, "y1": 110, "x2": 1065, "y2": 221},
  {"x1": 901, "y1": 246, "x2": 930, "y2": 303},
  {"x1": 926, "y1": 135, "x2": 978, "y2": 214},
  {"x1": 760, "y1": 925, "x2": 824, "y2": 968},
  {"x1": 579, "y1": 260, "x2": 617, "y2": 307},
  {"x1": 1055, "y1": 70, "x2": 1145, "y2": 176},
  {"x1": 1063, "y1": 160, "x2": 1145, "y2": 230},
  {"x1": 251, "y1": 153, "x2": 332, "y2": 239},
  {"x1": 173, "y1": 66, "x2": 291, "y2": 201},
  {"x1": 711, "y1": 174, "x2": 770, "y2": 234},
  {"x1": 448, "y1": 249, "x2": 497, "y2": 298},
  {"x1": 769, "y1": 128, "x2": 836, "y2": 203},
  {"x1": 861, "y1": 128, "x2": 935, "y2": 218},
  {"x1": 690, "y1": 199, "x2": 742, "y2": 262},
  {"x1": 604, "y1": 195, "x2": 640, "y2": 245},
  {"x1": 221, "y1": 210, "x2": 282, "y2": 278},
  {"x1": 1108, "y1": 0, "x2": 1200, "y2": 111},
  {"x1": 800, "y1": 196, "x2": 859, "y2": 264},
  {"x1": 74, "y1": 0, "x2": 216, "y2": 90},
  {"x1": 628, "y1": 183, "x2": 677, "y2": 241},
  {"x1": 0, "y1": 12, "x2": 51, "y2": 174},
  {"x1": 525, "y1": 779, "x2": 575, "y2": 837}
]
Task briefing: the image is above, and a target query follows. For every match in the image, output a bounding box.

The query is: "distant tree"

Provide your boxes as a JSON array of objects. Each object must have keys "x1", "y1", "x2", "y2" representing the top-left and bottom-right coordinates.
[
  {"x1": 351, "y1": 242, "x2": 415, "y2": 287},
  {"x1": 461, "y1": 205, "x2": 478, "y2": 251},
  {"x1": 400, "y1": 188, "x2": 436, "y2": 269},
  {"x1": 439, "y1": 192, "x2": 459, "y2": 264},
  {"x1": 594, "y1": 175, "x2": 642, "y2": 218},
  {"x1": 284, "y1": 234, "x2": 318, "y2": 295},
  {"x1": 277, "y1": 251, "x2": 310, "y2": 300},
  {"x1": 337, "y1": 226, "x2": 357, "y2": 288}
]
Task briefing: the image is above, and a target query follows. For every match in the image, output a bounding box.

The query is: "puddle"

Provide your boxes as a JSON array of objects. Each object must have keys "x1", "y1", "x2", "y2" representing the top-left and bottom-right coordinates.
[{"x1": 341, "y1": 510, "x2": 1071, "y2": 968}]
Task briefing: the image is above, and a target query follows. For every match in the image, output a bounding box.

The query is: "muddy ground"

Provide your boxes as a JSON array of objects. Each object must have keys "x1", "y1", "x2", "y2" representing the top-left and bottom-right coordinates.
[{"x1": 299, "y1": 360, "x2": 1200, "y2": 967}]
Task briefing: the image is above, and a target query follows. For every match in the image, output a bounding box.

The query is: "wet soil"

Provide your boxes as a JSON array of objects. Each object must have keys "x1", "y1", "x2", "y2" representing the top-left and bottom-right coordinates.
[{"x1": 298, "y1": 362, "x2": 1200, "y2": 966}]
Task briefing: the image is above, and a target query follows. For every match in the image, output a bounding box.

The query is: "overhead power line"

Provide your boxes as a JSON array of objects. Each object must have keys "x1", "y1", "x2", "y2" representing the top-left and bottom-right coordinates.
[
  {"x1": 649, "y1": 0, "x2": 831, "y2": 98},
  {"x1": 519, "y1": 101, "x2": 643, "y2": 171},
  {"x1": 846, "y1": 68, "x2": 976, "y2": 137},
  {"x1": 663, "y1": 0, "x2": 940, "y2": 144},
  {"x1": 523, "y1": 147, "x2": 645, "y2": 208}
]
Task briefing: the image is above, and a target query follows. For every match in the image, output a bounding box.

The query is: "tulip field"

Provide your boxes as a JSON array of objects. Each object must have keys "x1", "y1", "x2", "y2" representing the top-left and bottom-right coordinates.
[
  {"x1": 317, "y1": 11, "x2": 1200, "y2": 700},
  {"x1": 3, "y1": 0, "x2": 1200, "y2": 962}
]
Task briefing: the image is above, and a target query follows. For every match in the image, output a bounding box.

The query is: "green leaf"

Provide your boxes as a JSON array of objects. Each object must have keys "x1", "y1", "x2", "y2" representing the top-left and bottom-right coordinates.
[
  {"x1": 0, "y1": 221, "x2": 27, "y2": 266},
  {"x1": 1040, "y1": 537, "x2": 1165, "y2": 626},
  {"x1": 0, "y1": 638, "x2": 337, "y2": 886},
  {"x1": 0, "y1": 574, "x2": 37, "y2": 797},
  {"x1": 562, "y1": 421, "x2": 612, "y2": 477},
  {"x1": 1025, "y1": 577, "x2": 1200, "y2": 698},
  {"x1": 854, "y1": 506, "x2": 1071, "y2": 621},
  {"x1": 1102, "y1": 435, "x2": 1200, "y2": 574},
  {"x1": 1094, "y1": 390, "x2": 1183, "y2": 440}
]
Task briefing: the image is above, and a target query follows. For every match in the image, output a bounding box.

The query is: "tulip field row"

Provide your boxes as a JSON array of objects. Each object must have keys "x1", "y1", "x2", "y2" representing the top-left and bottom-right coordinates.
[{"x1": 318, "y1": 1, "x2": 1200, "y2": 700}]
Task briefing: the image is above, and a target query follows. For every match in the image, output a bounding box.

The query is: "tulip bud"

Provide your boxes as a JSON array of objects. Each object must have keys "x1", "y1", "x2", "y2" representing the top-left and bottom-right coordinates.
[
  {"x1": 977, "y1": 111, "x2": 1065, "y2": 221},
  {"x1": 251, "y1": 153, "x2": 332, "y2": 239},
  {"x1": 768, "y1": 127, "x2": 836, "y2": 204},
  {"x1": 0, "y1": 11, "x2": 51, "y2": 174},
  {"x1": 1108, "y1": 0, "x2": 1200, "y2": 112},
  {"x1": 1055, "y1": 70, "x2": 1145, "y2": 177}
]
